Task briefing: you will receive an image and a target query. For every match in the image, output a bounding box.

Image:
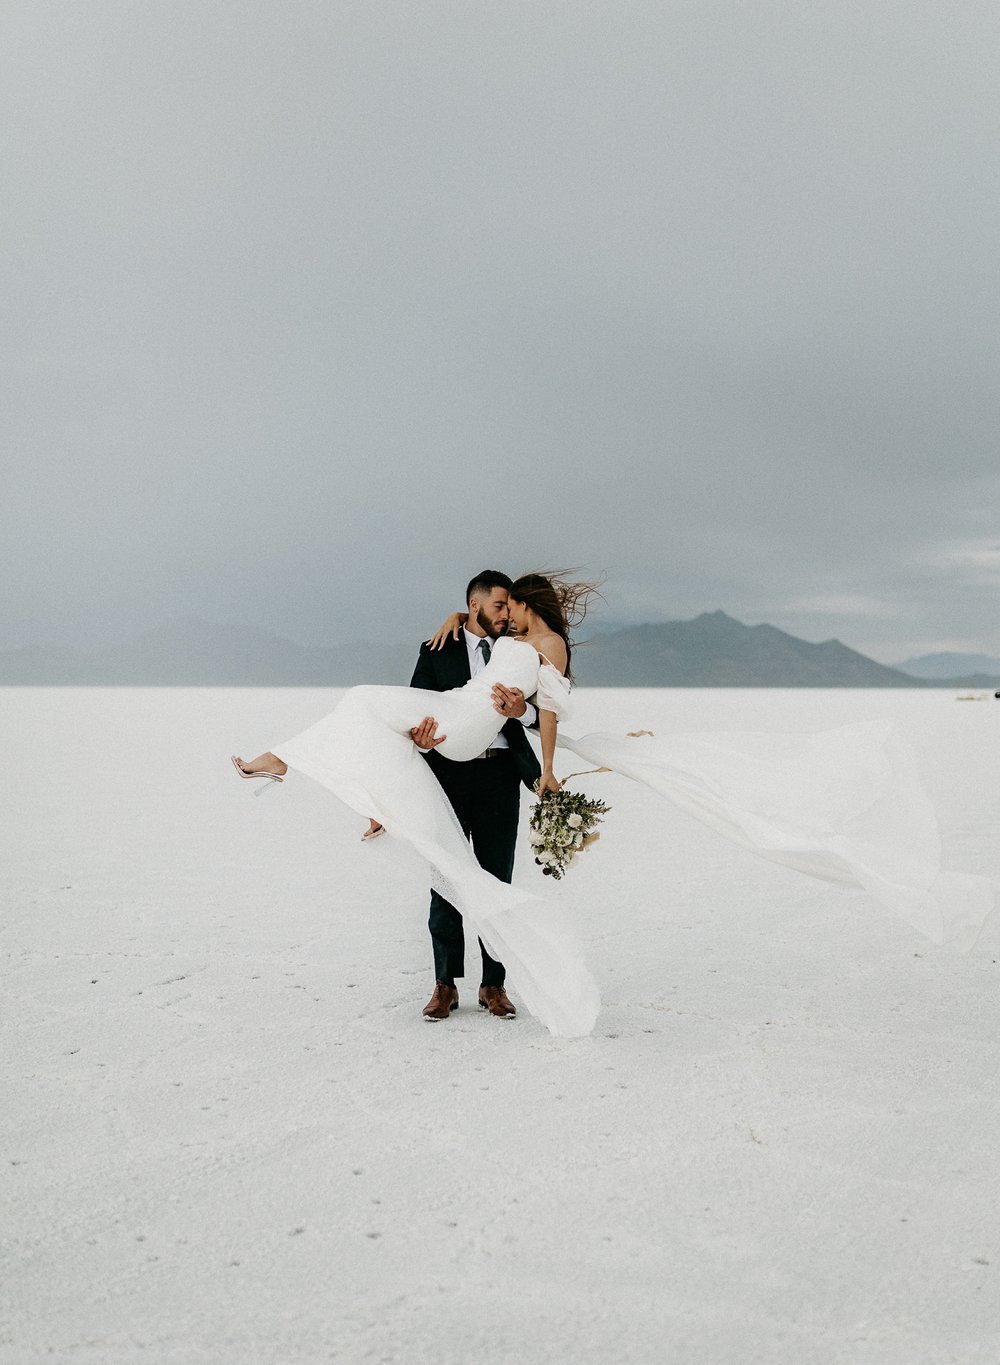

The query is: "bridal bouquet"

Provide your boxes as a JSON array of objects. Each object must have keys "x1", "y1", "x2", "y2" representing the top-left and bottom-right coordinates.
[{"x1": 529, "y1": 785, "x2": 611, "y2": 879}]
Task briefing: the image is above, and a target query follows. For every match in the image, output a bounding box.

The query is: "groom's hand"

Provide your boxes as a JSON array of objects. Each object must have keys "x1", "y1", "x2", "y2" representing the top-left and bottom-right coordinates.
[
  {"x1": 410, "y1": 716, "x2": 446, "y2": 749},
  {"x1": 492, "y1": 684, "x2": 526, "y2": 719}
]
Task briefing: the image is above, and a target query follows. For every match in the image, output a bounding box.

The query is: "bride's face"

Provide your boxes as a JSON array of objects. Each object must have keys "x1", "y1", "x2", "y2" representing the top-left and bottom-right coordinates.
[{"x1": 507, "y1": 598, "x2": 530, "y2": 636}]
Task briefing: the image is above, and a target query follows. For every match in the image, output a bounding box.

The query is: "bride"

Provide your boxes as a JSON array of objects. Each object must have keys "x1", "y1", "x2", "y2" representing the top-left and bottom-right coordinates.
[{"x1": 232, "y1": 573, "x2": 995, "y2": 1038}]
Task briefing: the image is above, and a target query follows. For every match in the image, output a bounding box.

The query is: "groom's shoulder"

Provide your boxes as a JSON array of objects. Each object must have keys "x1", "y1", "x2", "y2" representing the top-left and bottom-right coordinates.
[
  {"x1": 410, "y1": 634, "x2": 463, "y2": 687},
  {"x1": 415, "y1": 634, "x2": 463, "y2": 659}
]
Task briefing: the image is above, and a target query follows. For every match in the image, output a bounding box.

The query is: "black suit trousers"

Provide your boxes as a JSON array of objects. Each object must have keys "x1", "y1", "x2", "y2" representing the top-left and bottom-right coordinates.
[{"x1": 426, "y1": 750, "x2": 521, "y2": 987}]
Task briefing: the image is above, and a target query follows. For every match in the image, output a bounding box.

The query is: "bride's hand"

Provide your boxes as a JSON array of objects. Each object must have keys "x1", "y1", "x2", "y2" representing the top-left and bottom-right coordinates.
[
  {"x1": 536, "y1": 769, "x2": 562, "y2": 797},
  {"x1": 426, "y1": 611, "x2": 467, "y2": 650}
]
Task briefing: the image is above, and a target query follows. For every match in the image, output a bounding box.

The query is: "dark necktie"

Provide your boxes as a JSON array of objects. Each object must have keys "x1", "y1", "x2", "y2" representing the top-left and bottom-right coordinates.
[{"x1": 478, "y1": 637, "x2": 492, "y2": 666}]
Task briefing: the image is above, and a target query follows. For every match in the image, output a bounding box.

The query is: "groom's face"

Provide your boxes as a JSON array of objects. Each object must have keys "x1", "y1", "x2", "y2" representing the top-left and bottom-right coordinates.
[{"x1": 471, "y1": 588, "x2": 510, "y2": 639}]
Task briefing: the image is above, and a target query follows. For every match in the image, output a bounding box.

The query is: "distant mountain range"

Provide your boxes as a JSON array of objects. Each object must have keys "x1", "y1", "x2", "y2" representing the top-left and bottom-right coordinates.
[
  {"x1": 1, "y1": 611, "x2": 997, "y2": 688},
  {"x1": 575, "y1": 612, "x2": 996, "y2": 687},
  {"x1": 892, "y1": 650, "x2": 1000, "y2": 681},
  {"x1": 0, "y1": 618, "x2": 412, "y2": 687}
]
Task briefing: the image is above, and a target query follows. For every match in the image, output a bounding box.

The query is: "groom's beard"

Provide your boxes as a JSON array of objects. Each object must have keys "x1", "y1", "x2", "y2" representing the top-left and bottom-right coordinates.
[{"x1": 476, "y1": 609, "x2": 510, "y2": 639}]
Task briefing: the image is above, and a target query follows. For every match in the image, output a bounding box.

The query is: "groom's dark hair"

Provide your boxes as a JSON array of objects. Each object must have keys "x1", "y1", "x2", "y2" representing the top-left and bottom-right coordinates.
[{"x1": 466, "y1": 570, "x2": 512, "y2": 605}]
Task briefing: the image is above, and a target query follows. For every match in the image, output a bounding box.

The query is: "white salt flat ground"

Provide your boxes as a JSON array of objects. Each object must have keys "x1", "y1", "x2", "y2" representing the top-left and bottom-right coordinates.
[{"x1": 3, "y1": 686, "x2": 1000, "y2": 1365}]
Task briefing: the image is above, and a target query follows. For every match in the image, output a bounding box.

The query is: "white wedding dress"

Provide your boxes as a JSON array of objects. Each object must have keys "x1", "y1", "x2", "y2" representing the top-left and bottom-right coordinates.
[
  {"x1": 274, "y1": 636, "x2": 994, "y2": 1038},
  {"x1": 274, "y1": 638, "x2": 599, "y2": 1037}
]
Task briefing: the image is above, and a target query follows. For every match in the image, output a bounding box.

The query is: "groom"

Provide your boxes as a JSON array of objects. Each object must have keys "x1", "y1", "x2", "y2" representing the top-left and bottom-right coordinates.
[{"x1": 409, "y1": 570, "x2": 541, "y2": 1022}]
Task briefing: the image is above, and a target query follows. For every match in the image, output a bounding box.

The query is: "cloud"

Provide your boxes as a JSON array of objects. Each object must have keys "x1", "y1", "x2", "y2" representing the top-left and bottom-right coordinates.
[{"x1": 931, "y1": 540, "x2": 1000, "y2": 581}]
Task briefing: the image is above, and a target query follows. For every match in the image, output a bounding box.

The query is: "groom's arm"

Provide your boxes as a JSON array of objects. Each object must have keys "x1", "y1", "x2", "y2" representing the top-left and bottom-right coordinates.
[
  {"x1": 491, "y1": 683, "x2": 539, "y2": 730},
  {"x1": 409, "y1": 642, "x2": 447, "y2": 751}
]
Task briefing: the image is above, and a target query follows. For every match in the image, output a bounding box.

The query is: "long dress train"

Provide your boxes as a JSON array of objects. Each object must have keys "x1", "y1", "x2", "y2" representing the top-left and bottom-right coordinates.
[{"x1": 274, "y1": 637, "x2": 601, "y2": 1037}]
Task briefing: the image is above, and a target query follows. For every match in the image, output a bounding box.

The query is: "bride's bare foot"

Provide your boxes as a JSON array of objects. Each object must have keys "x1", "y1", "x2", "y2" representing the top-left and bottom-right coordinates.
[
  {"x1": 232, "y1": 751, "x2": 288, "y2": 779},
  {"x1": 361, "y1": 820, "x2": 385, "y2": 841}
]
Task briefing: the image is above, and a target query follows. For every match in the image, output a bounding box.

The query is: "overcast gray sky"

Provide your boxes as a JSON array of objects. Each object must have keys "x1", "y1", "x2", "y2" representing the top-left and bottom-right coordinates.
[{"x1": 4, "y1": 0, "x2": 998, "y2": 662}]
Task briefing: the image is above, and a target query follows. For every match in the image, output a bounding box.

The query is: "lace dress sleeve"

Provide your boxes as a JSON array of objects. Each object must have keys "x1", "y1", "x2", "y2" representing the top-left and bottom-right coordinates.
[{"x1": 535, "y1": 663, "x2": 572, "y2": 719}]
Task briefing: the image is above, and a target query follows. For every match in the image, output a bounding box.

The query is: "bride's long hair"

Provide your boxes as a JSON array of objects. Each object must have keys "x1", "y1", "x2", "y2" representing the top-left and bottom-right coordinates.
[{"x1": 508, "y1": 570, "x2": 603, "y2": 683}]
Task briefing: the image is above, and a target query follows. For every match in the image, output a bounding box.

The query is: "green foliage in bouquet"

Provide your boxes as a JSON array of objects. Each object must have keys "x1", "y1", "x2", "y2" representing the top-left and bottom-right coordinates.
[{"x1": 529, "y1": 784, "x2": 611, "y2": 880}]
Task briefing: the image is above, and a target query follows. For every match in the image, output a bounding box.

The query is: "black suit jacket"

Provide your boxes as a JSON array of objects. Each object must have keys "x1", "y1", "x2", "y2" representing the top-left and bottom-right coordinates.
[{"x1": 410, "y1": 636, "x2": 542, "y2": 792}]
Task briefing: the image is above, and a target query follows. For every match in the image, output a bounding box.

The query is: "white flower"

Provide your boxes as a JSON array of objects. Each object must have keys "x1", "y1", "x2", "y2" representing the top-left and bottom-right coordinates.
[{"x1": 567, "y1": 813, "x2": 583, "y2": 828}]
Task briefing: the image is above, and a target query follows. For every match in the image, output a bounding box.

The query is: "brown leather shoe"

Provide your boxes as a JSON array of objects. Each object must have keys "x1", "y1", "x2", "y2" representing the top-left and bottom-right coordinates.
[
  {"x1": 478, "y1": 985, "x2": 517, "y2": 1018},
  {"x1": 422, "y1": 982, "x2": 459, "y2": 1021}
]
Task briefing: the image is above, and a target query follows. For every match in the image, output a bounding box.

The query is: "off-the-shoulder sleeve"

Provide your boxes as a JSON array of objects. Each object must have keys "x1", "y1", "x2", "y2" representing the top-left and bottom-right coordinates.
[{"x1": 535, "y1": 663, "x2": 572, "y2": 719}]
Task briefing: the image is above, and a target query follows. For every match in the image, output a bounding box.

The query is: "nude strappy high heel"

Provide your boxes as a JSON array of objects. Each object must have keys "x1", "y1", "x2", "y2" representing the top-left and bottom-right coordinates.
[{"x1": 230, "y1": 755, "x2": 284, "y2": 785}]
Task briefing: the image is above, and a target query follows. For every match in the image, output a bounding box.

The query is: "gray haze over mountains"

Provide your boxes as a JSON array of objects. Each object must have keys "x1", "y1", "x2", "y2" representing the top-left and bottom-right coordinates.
[
  {"x1": 4, "y1": 611, "x2": 996, "y2": 688},
  {"x1": 5, "y1": 3, "x2": 1000, "y2": 664}
]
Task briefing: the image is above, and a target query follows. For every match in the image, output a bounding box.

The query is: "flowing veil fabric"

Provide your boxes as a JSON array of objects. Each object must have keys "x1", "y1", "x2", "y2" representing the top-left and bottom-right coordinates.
[{"x1": 556, "y1": 720, "x2": 994, "y2": 953}]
